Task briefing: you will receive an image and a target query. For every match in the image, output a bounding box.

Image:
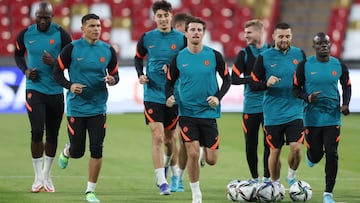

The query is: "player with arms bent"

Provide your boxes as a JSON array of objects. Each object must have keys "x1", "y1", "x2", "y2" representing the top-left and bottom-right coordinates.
[
  {"x1": 14, "y1": 1, "x2": 71, "y2": 193},
  {"x1": 231, "y1": 19, "x2": 270, "y2": 184},
  {"x1": 53, "y1": 13, "x2": 119, "y2": 203},
  {"x1": 250, "y1": 22, "x2": 306, "y2": 189},
  {"x1": 293, "y1": 32, "x2": 351, "y2": 203},
  {"x1": 134, "y1": 0, "x2": 186, "y2": 195},
  {"x1": 166, "y1": 17, "x2": 231, "y2": 203}
]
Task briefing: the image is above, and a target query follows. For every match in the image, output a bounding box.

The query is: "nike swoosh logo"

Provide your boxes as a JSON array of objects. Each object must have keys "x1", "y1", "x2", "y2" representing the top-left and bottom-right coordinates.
[
  {"x1": 310, "y1": 72, "x2": 317, "y2": 75},
  {"x1": 77, "y1": 58, "x2": 84, "y2": 61},
  {"x1": 28, "y1": 40, "x2": 35, "y2": 44},
  {"x1": 270, "y1": 64, "x2": 277, "y2": 68},
  {"x1": 149, "y1": 45, "x2": 155, "y2": 48},
  {"x1": 182, "y1": 64, "x2": 189, "y2": 67}
]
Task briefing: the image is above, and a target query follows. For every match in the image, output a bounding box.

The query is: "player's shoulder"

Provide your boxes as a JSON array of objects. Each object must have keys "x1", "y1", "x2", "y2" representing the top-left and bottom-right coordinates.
[{"x1": 289, "y1": 45, "x2": 304, "y2": 54}]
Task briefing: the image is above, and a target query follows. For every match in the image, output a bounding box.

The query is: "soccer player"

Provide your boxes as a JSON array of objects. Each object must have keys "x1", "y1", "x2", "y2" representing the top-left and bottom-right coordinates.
[
  {"x1": 14, "y1": 1, "x2": 72, "y2": 193},
  {"x1": 166, "y1": 11, "x2": 193, "y2": 192},
  {"x1": 53, "y1": 13, "x2": 119, "y2": 203},
  {"x1": 165, "y1": 17, "x2": 231, "y2": 203},
  {"x1": 134, "y1": 0, "x2": 186, "y2": 195},
  {"x1": 250, "y1": 22, "x2": 306, "y2": 188},
  {"x1": 231, "y1": 19, "x2": 270, "y2": 184},
  {"x1": 293, "y1": 32, "x2": 351, "y2": 203}
]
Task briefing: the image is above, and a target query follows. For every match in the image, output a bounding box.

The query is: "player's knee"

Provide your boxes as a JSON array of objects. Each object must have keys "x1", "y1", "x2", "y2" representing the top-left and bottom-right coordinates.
[
  {"x1": 90, "y1": 145, "x2": 103, "y2": 159},
  {"x1": 325, "y1": 151, "x2": 338, "y2": 161},
  {"x1": 90, "y1": 151, "x2": 103, "y2": 159},
  {"x1": 206, "y1": 151, "x2": 218, "y2": 165},
  {"x1": 69, "y1": 147, "x2": 85, "y2": 158},
  {"x1": 31, "y1": 130, "x2": 44, "y2": 142},
  {"x1": 206, "y1": 157, "x2": 217, "y2": 165},
  {"x1": 45, "y1": 134, "x2": 58, "y2": 145}
]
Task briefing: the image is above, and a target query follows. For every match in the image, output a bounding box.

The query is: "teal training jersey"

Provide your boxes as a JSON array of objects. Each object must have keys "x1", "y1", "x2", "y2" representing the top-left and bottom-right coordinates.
[
  {"x1": 243, "y1": 45, "x2": 268, "y2": 113},
  {"x1": 302, "y1": 56, "x2": 348, "y2": 126},
  {"x1": 22, "y1": 23, "x2": 67, "y2": 94},
  {"x1": 135, "y1": 29, "x2": 186, "y2": 104},
  {"x1": 57, "y1": 38, "x2": 119, "y2": 117},
  {"x1": 232, "y1": 44, "x2": 269, "y2": 113},
  {"x1": 167, "y1": 46, "x2": 231, "y2": 119},
  {"x1": 252, "y1": 46, "x2": 306, "y2": 126}
]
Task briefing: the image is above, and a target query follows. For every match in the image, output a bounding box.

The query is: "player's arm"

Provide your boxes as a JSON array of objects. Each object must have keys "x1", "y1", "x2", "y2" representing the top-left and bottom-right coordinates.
[
  {"x1": 134, "y1": 34, "x2": 147, "y2": 77},
  {"x1": 104, "y1": 47, "x2": 120, "y2": 86},
  {"x1": 52, "y1": 44, "x2": 73, "y2": 89},
  {"x1": 339, "y1": 61, "x2": 351, "y2": 115},
  {"x1": 14, "y1": 29, "x2": 29, "y2": 74},
  {"x1": 249, "y1": 55, "x2": 267, "y2": 91},
  {"x1": 214, "y1": 50, "x2": 231, "y2": 100},
  {"x1": 60, "y1": 27, "x2": 72, "y2": 49},
  {"x1": 165, "y1": 55, "x2": 179, "y2": 99},
  {"x1": 231, "y1": 50, "x2": 249, "y2": 85},
  {"x1": 292, "y1": 60, "x2": 309, "y2": 101}
]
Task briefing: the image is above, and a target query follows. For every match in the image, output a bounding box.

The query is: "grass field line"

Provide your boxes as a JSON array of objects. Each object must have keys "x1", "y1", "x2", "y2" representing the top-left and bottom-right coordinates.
[{"x1": 1, "y1": 175, "x2": 360, "y2": 182}]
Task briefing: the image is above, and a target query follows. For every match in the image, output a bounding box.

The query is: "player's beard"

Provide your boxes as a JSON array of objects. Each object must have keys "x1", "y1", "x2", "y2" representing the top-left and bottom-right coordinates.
[{"x1": 277, "y1": 41, "x2": 290, "y2": 51}]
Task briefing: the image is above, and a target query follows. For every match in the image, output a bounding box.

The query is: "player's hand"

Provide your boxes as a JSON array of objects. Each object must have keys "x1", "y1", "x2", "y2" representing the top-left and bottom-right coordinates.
[
  {"x1": 266, "y1": 76, "x2": 281, "y2": 87},
  {"x1": 138, "y1": 75, "x2": 149, "y2": 84},
  {"x1": 166, "y1": 95, "x2": 175, "y2": 107},
  {"x1": 340, "y1": 105, "x2": 350, "y2": 116},
  {"x1": 307, "y1": 91, "x2": 321, "y2": 103},
  {"x1": 207, "y1": 96, "x2": 219, "y2": 107},
  {"x1": 162, "y1": 64, "x2": 168, "y2": 73},
  {"x1": 70, "y1": 83, "x2": 86, "y2": 95},
  {"x1": 42, "y1": 50, "x2": 56, "y2": 66},
  {"x1": 104, "y1": 74, "x2": 116, "y2": 86},
  {"x1": 25, "y1": 68, "x2": 38, "y2": 81}
]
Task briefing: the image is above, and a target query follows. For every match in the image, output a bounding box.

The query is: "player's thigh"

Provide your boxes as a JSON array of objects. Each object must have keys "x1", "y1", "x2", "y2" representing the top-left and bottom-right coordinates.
[
  {"x1": 322, "y1": 125, "x2": 340, "y2": 154},
  {"x1": 199, "y1": 118, "x2": 219, "y2": 150},
  {"x1": 243, "y1": 113, "x2": 263, "y2": 144},
  {"x1": 264, "y1": 124, "x2": 285, "y2": 149},
  {"x1": 87, "y1": 114, "x2": 106, "y2": 158},
  {"x1": 164, "y1": 104, "x2": 178, "y2": 131},
  {"x1": 45, "y1": 94, "x2": 64, "y2": 135},
  {"x1": 178, "y1": 116, "x2": 200, "y2": 143},
  {"x1": 67, "y1": 116, "x2": 87, "y2": 158},
  {"x1": 26, "y1": 90, "x2": 46, "y2": 132},
  {"x1": 284, "y1": 119, "x2": 304, "y2": 144},
  {"x1": 144, "y1": 101, "x2": 165, "y2": 124}
]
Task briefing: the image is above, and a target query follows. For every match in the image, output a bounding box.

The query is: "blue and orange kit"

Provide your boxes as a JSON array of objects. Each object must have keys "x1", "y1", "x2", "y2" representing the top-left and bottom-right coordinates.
[
  {"x1": 293, "y1": 56, "x2": 351, "y2": 126},
  {"x1": 166, "y1": 46, "x2": 231, "y2": 119},
  {"x1": 251, "y1": 46, "x2": 306, "y2": 126},
  {"x1": 15, "y1": 23, "x2": 71, "y2": 94},
  {"x1": 55, "y1": 38, "x2": 119, "y2": 117},
  {"x1": 134, "y1": 29, "x2": 186, "y2": 104}
]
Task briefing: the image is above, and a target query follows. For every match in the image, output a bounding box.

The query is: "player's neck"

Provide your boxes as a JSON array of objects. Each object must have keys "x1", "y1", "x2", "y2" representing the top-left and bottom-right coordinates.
[
  {"x1": 188, "y1": 44, "x2": 203, "y2": 54},
  {"x1": 316, "y1": 55, "x2": 330, "y2": 62}
]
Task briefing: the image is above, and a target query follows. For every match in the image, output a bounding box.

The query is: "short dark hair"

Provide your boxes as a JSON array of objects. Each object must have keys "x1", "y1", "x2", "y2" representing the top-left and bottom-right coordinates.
[
  {"x1": 81, "y1": 13, "x2": 100, "y2": 24},
  {"x1": 152, "y1": 0, "x2": 172, "y2": 14},
  {"x1": 313, "y1": 32, "x2": 330, "y2": 42},
  {"x1": 172, "y1": 12, "x2": 192, "y2": 26},
  {"x1": 275, "y1": 22, "x2": 291, "y2": 30},
  {"x1": 185, "y1": 17, "x2": 206, "y2": 32}
]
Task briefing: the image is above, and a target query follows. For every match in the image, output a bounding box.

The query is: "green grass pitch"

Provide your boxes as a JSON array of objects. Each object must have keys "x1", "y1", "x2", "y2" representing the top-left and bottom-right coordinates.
[{"x1": 0, "y1": 113, "x2": 359, "y2": 203}]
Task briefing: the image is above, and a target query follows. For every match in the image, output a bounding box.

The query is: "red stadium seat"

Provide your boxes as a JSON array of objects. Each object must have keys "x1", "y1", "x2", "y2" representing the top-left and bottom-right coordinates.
[{"x1": 111, "y1": 3, "x2": 132, "y2": 17}]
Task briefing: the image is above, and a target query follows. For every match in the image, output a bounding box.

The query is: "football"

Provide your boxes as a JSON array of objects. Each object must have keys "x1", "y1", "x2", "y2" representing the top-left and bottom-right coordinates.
[
  {"x1": 256, "y1": 182, "x2": 280, "y2": 202},
  {"x1": 226, "y1": 179, "x2": 241, "y2": 201},
  {"x1": 274, "y1": 183, "x2": 285, "y2": 201},
  {"x1": 236, "y1": 180, "x2": 258, "y2": 202},
  {"x1": 289, "y1": 180, "x2": 312, "y2": 201}
]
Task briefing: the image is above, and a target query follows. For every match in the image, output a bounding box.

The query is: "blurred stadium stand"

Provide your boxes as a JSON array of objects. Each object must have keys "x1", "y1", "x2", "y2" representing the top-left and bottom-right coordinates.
[{"x1": 0, "y1": 0, "x2": 359, "y2": 67}]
